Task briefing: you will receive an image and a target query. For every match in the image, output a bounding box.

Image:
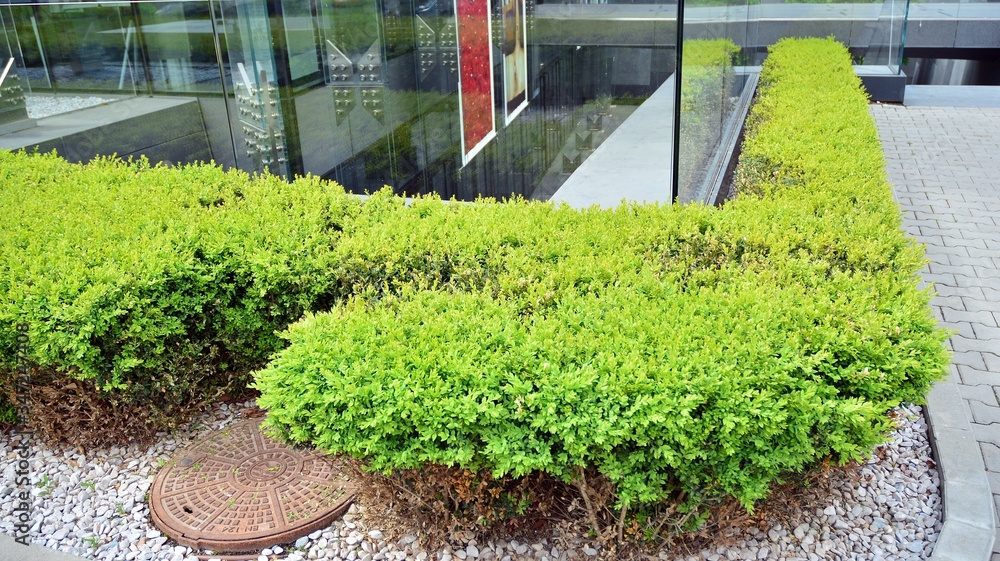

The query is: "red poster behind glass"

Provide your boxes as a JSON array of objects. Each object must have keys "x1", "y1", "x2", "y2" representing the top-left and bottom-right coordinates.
[{"x1": 455, "y1": 0, "x2": 496, "y2": 165}]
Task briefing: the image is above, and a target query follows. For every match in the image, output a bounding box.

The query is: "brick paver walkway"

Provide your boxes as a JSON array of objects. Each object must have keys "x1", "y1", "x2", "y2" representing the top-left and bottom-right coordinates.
[{"x1": 872, "y1": 103, "x2": 1000, "y2": 559}]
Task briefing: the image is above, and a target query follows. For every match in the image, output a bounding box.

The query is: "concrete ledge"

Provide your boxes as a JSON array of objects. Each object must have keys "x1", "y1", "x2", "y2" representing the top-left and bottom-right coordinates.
[
  {"x1": 550, "y1": 75, "x2": 674, "y2": 209},
  {"x1": 925, "y1": 365, "x2": 997, "y2": 561},
  {"x1": 855, "y1": 65, "x2": 906, "y2": 103},
  {"x1": 931, "y1": 519, "x2": 996, "y2": 561}
]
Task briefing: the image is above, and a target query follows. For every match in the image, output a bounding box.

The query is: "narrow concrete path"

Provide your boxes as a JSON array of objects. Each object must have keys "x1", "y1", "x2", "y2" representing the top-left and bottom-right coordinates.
[
  {"x1": 872, "y1": 94, "x2": 1000, "y2": 560},
  {"x1": 0, "y1": 532, "x2": 84, "y2": 561}
]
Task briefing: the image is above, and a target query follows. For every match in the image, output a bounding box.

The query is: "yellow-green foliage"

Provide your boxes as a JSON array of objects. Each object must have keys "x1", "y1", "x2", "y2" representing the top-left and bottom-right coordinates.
[
  {"x1": 0, "y1": 152, "x2": 357, "y2": 419},
  {"x1": 1, "y1": 38, "x2": 948, "y2": 522},
  {"x1": 254, "y1": 37, "x2": 948, "y2": 519}
]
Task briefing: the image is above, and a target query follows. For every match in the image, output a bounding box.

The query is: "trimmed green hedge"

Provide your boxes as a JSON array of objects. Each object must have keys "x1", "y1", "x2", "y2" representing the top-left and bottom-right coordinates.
[
  {"x1": 253, "y1": 36, "x2": 949, "y2": 521},
  {"x1": 0, "y1": 153, "x2": 357, "y2": 429},
  {"x1": 2, "y1": 37, "x2": 947, "y2": 525}
]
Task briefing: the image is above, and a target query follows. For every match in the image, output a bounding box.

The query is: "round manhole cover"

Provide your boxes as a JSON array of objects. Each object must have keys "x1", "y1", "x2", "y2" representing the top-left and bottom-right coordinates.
[{"x1": 150, "y1": 417, "x2": 354, "y2": 552}]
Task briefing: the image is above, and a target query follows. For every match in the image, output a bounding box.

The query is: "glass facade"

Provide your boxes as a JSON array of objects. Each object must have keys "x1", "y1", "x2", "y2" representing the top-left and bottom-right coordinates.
[{"x1": 0, "y1": 0, "x2": 909, "y2": 205}]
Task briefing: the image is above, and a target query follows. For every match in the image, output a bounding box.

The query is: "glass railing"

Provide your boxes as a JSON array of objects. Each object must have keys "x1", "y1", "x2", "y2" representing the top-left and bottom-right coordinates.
[
  {"x1": 675, "y1": 0, "x2": 757, "y2": 204},
  {"x1": 0, "y1": 0, "x2": 251, "y2": 170}
]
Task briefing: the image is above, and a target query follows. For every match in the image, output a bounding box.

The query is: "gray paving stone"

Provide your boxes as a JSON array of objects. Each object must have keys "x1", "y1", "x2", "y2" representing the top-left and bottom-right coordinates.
[
  {"x1": 960, "y1": 384, "x2": 1000, "y2": 407},
  {"x1": 950, "y1": 256, "x2": 998, "y2": 270},
  {"x1": 942, "y1": 475, "x2": 995, "y2": 529},
  {"x1": 927, "y1": 251, "x2": 952, "y2": 265},
  {"x1": 971, "y1": 401, "x2": 1000, "y2": 425},
  {"x1": 924, "y1": 226, "x2": 962, "y2": 239},
  {"x1": 986, "y1": 286, "x2": 1000, "y2": 300},
  {"x1": 933, "y1": 295, "x2": 967, "y2": 311},
  {"x1": 933, "y1": 378, "x2": 981, "y2": 428},
  {"x1": 974, "y1": 323, "x2": 1000, "y2": 340},
  {"x1": 984, "y1": 443, "x2": 1000, "y2": 472},
  {"x1": 985, "y1": 469, "x2": 1000, "y2": 492},
  {"x1": 964, "y1": 231, "x2": 1000, "y2": 244},
  {"x1": 874, "y1": 102, "x2": 1000, "y2": 561},
  {"x1": 952, "y1": 336, "x2": 999, "y2": 354},
  {"x1": 955, "y1": 355, "x2": 989, "y2": 372},
  {"x1": 926, "y1": 272, "x2": 960, "y2": 287},
  {"x1": 985, "y1": 353, "x2": 1000, "y2": 372},
  {"x1": 955, "y1": 274, "x2": 1000, "y2": 290},
  {"x1": 973, "y1": 423, "x2": 1000, "y2": 449},
  {"x1": 941, "y1": 236, "x2": 990, "y2": 250},
  {"x1": 942, "y1": 321, "x2": 978, "y2": 339},
  {"x1": 975, "y1": 270, "x2": 1000, "y2": 282},
  {"x1": 964, "y1": 297, "x2": 1000, "y2": 313},
  {"x1": 931, "y1": 263, "x2": 981, "y2": 277},
  {"x1": 936, "y1": 284, "x2": 987, "y2": 300}
]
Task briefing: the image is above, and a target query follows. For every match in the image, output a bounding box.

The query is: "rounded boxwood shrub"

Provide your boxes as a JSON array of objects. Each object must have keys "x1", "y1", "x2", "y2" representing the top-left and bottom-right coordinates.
[
  {"x1": 253, "y1": 37, "x2": 949, "y2": 534},
  {"x1": 0, "y1": 152, "x2": 357, "y2": 441}
]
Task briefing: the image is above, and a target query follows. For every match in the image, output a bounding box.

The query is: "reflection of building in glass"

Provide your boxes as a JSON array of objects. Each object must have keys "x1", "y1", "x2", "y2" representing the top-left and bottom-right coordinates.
[{"x1": 0, "y1": 0, "x2": 914, "y2": 205}]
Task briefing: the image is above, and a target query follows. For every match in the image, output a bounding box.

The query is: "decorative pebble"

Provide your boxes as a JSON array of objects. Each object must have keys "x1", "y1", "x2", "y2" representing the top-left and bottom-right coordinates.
[{"x1": 0, "y1": 403, "x2": 941, "y2": 561}]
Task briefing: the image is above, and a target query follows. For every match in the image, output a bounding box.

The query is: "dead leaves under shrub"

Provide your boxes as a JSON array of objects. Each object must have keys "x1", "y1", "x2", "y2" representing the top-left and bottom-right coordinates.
[
  {"x1": 8, "y1": 367, "x2": 211, "y2": 448},
  {"x1": 341, "y1": 456, "x2": 866, "y2": 559}
]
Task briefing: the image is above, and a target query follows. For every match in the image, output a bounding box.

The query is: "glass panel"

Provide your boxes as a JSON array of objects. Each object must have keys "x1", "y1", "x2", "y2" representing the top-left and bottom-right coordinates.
[
  {"x1": 307, "y1": 0, "x2": 395, "y2": 191},
  {"x1": 287, "y1": 0, "x2": 679, "y2": 204},
  {"x1": 523, "y1": 0, "x2": 678, "y2": 205},
  {"x1": 281, "y1": 0, "x2": 321, "y2": 84},
  {"x1": 220, "y1": 0, "x2": 292, "y2": 177},
  {"x1": 859, "y1": 0, "x2": 908, "y2": 72},
  {"x1": 676, "y1": 0, "x2": 755, "y2": 204},
  {"x1": 0, "y1": 0, "x2": 240, "y2": 169},
  {"x1": 135, "y1": 0, "x2": 220, "y2": 94},
  {"x1": 0, "y1": 2, "x2": 137, "y2": 119},
  {"x1": 0, "y1": 9, "x2": 30, "y2": 128}
]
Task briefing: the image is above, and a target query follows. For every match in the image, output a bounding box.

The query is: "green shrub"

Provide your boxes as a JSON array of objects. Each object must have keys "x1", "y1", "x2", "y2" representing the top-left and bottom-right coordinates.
[
  {"x1": 255, "y1": 37, "x2": 948, "y2": 534},
  {"x1": 1, "y1": 36, "x2": 948, "y2": 537},
  {"x1": 0, "y1": 152, "x2": 357, "y2": 436}
]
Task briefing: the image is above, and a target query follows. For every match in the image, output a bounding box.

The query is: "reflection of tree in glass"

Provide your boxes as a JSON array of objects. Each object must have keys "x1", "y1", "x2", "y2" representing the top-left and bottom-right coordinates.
[{"x1": 323, "y1": 0, "x2": 381, "y2": 60}]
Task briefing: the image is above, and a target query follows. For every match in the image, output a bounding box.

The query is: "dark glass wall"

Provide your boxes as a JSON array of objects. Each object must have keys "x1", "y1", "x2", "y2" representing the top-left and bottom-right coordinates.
[
  {"x1": 0, "y1": 0, "x2": 909, "y2": 205},
  {"x1": 0, "y1": 0, "x2": 680, "y2": 205}
]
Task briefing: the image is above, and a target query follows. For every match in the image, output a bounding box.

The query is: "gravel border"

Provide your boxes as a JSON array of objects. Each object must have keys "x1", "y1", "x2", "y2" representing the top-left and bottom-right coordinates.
[{"x1": 2, "y1": 402, "x2": 942, "y2": 561}]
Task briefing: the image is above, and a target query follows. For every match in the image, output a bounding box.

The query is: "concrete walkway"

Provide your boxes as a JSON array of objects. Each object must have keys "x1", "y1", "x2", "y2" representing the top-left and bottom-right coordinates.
[
  {"x1": 872, "y1": 88, "x2": 1000, "y2": 561},
  {"x1": 0, "y1": 532, "x2": 84, "y2": 561},
  {"x1": 550, "y1": 75, "x2": 674, "y2": 209}
]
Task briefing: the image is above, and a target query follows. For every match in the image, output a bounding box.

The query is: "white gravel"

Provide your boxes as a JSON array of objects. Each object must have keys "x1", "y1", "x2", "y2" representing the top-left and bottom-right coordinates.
[
  {"x1": 1, "y1": 402, "x2": 941, "y2": 561},
  {"x1": 25, "y1": 95, "x2": 116, "y2": 120}
]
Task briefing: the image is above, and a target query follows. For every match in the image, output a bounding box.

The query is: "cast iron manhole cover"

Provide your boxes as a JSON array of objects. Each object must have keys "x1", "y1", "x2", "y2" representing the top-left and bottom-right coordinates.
[{"x1": 150, "y1": 417, "x2": 354, "y2": 552}]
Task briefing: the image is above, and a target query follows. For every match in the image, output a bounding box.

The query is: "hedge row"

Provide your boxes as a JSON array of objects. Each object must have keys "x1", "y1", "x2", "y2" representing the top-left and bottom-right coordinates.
[
  {"x1": 253, "y1": 35, "x2": 949, "y2": 521},
  {"x1": 0, "y1": 153, "x2": 358, "y2": 432}
]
